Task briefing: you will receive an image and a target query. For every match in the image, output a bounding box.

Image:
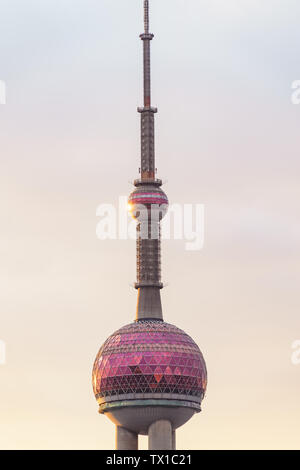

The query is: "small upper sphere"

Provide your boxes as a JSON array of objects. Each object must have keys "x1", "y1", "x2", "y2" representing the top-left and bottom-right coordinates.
[
  {"x1": 128, "y1": 186, "x2": 169, "y2": 220},
  {"x1": 92, "y1": 320, "x2": 207, "y2": 405}
]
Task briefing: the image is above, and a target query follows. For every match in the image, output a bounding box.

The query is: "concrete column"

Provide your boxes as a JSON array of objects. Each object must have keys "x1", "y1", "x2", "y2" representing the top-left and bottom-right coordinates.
[
  {"x1": 116, "y1": 426, "x2": 138, "y2": 450},
  {"x1": 172, "y1": 429, "x2": 176, "y2": 450},
  {"x1": 136, "y1": 287, "x2": 163, "y2": 321},
  {"x1": 148, "y1": 420, "x2": 173, "y2": 450}
]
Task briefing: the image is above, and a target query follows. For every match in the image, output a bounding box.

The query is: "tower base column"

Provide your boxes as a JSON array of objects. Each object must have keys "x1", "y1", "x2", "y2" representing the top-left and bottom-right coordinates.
[
  {"x1": 172, "y1": 429, "x2": 176, "y2": 450},
  {"x1": 116, "y1": 426, "x2": 138, "y2": 450},
  {"x1": 148, "y1": 420, "x2": 173, "y2": 450}
]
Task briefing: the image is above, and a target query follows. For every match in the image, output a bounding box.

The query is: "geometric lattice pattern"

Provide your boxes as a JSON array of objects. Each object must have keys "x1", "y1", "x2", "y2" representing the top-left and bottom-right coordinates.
[{"x1": 92, "y1": 320, "x2": 207, "y2": 401}]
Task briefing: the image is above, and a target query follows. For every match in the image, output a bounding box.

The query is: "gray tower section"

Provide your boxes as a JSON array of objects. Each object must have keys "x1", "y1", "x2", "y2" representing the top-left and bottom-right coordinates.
[
  {"x1": 134, "y1": 0, "x2": 165, "y2": 322},
  {"x1": 139, "y1": 108, "x2": 156, "y2": 180}
]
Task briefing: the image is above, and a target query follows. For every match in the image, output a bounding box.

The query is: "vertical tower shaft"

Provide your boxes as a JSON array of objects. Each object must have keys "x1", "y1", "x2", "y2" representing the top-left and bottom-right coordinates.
[{"x1": 132, "y1": 0, "x2": 167, "y2": 322}]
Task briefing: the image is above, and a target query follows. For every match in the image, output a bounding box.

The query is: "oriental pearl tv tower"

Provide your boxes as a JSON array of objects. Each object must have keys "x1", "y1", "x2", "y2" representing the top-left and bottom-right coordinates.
[{"x1": 92, "y1": 1, "x2": 207, "y2": 450}]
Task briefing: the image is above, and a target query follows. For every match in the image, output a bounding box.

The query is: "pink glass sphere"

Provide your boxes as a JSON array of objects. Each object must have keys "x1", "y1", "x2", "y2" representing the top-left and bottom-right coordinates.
[
  {"x1": 92, "y1": 320, "x2": 207, "y2": 404},
  {"x1": 128, "y1": 186, "x2": 169, "y2": 220}
]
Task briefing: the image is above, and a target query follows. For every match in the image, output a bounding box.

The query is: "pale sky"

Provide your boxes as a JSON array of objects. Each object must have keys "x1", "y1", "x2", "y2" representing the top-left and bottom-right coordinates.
[{"x1": 0, "y1": 0, "x2": 300, "y2": 449}]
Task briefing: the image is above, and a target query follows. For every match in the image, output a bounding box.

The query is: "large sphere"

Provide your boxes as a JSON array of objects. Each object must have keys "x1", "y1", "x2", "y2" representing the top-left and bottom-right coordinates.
[
  {"x1": 92, "y1": 320, "x2": 207, "y2": 434},
  {"x1": 128, "y1": 186, "x2": 169, "y2": 221}
]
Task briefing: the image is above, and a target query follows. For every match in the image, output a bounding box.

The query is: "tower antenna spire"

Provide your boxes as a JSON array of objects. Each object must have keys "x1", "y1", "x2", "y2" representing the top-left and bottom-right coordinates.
[
  {"x1": 138, "y1": 0, "x2": 157, "y2": 181},
  {"x1": 144, "y1": 0, "x2": 149, "y2": 34},
  {"x1": 140, "y1": 0, "x2": 154, "y2": 110}
]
